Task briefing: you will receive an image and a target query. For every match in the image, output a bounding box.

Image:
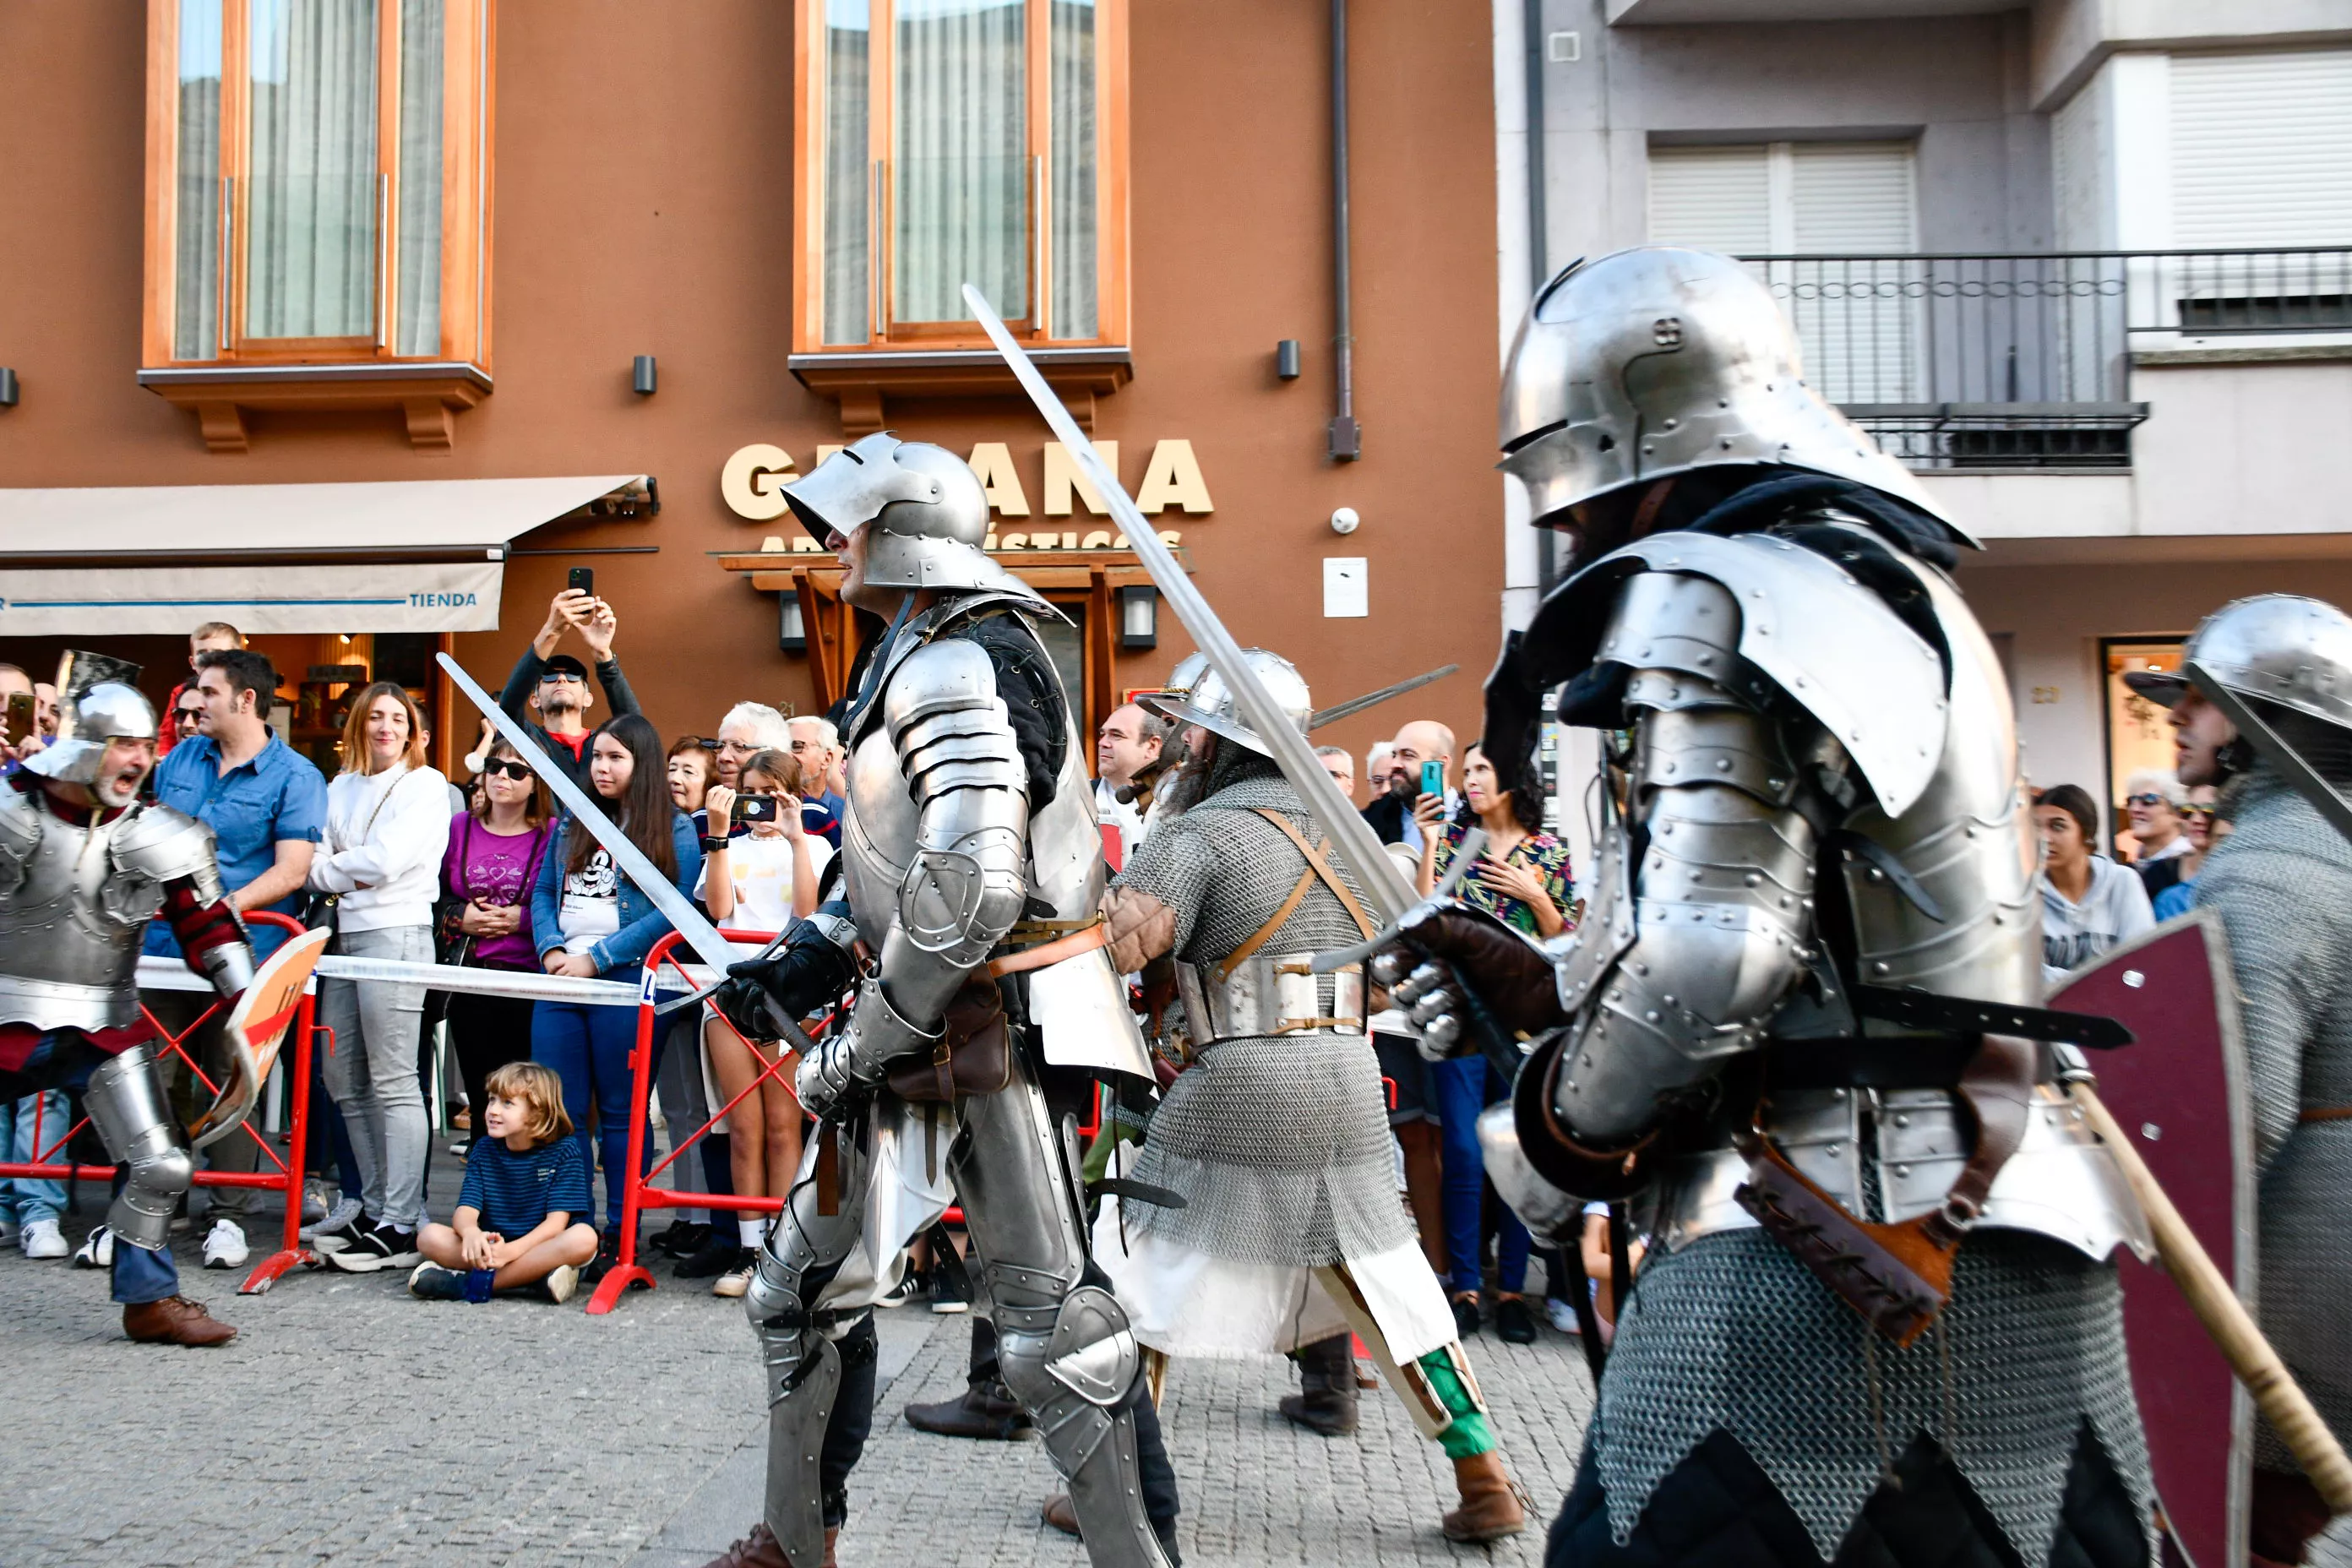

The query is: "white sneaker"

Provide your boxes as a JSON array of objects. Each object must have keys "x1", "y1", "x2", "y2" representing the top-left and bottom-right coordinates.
[
  {"x1": 1545, "y1": 1297, "x2": 1582, "y2": 1335},
  {"x1": 202, "y1": 1217, "x2": 250, "y2": 1270},
  {"x1": 73, "y1": 1226, "x2": 113, "y2": 1269},
  {"x1": 303, "y1": 1195, "x2": 364, "y2": 1247},
  {"x1": 19, "y1": 1218, "x2": 68, "y2": 1260}
]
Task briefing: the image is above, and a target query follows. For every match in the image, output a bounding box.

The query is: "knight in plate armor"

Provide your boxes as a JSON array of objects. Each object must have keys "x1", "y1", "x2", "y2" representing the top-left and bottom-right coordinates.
[
  {"x1": 0, "y1": 655, "x2": 258, "y2": 1348},
  {"x1": 1379, "y1": 248, "x2": 2156, "y2": 1565},
  {"x1": 704, "y1": 434, "x2": 1181, "y2": 1568},
  {"x1": 1096, "y1": 647, "x2": 1528, "y2": 1544},
  {"x1": 2125, "y1": 596, "x2": 2352, "y2": 1565}
]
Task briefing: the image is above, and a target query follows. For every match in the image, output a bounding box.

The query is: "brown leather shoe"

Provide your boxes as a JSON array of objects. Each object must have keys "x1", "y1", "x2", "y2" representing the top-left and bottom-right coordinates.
[
  {"x1": 1440, "y1": 1450, "x2": 1527, "y2": 1543},
  {"x1": 122, "y1": 1295, "x2": 237, "y2": 1348},
  {"x1": 705, "y1": 1522, "x2": 787, "y2": 1568},
  {"x1": 1042, "y1": 1493, "x2": 1081, "y2": 1538}
]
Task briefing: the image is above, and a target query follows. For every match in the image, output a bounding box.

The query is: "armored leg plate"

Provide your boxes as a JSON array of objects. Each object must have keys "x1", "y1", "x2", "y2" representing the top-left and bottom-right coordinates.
[
  {"x1": 954, "y1": 1054, "x2": 1173, "y2": 1568},
  {"x1": 749, "y1": 1113, "x2": 876, "y2": 1568},
  {"x1": 84, "y1": 1043, "x2": 192, "y2": 1252}
]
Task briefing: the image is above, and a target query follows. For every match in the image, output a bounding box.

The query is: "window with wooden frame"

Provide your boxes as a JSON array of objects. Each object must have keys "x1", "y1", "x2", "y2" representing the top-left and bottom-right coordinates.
[
  {"x1": 792, "y1": 0, "x2": 1129, "y2": 356},
  {"x1": 140, "y1": 0, "x2": 494, "y2": 451}
]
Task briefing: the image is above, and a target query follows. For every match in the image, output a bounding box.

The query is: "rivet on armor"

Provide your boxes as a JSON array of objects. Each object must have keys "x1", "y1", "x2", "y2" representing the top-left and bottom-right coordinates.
[
  {"x1": 1716, "y1": 758, "x2": 1731, "y2": 771},
  {"x1": 1826, "y1": 1143, "x2": 1842, "y2": 1156},
  {"x1": 1646, "y1": 1010, "x2": 1661, "y2": 1023},
  {"x1": 1873, "y1": 961, "x2": 1890, "y2": 974},
  {"x1": 1832, "y1": 1088, "x2": 1847, "y2": 1101},
  {"x1": 2122, "y1": 970, "x2": 2144, "y2": 989},
  {"x1": 1895, "y1": 1164, "x2": 1912, "y2": 1179},
  {"x1": 1893, "y1": 1113, "x2": 1911, "y2": 1128},
  {"x1": 1744, "y1": 874, "x2": 1761, "y2": 887}
]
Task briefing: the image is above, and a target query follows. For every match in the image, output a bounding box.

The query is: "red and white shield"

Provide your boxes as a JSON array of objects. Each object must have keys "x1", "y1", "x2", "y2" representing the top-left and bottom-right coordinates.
[
  {"x1": 2051, "y1": 912, "x2": 2252, "y2": 1568},
  {"x1": 188, "y1": 926, "x2": 330, "y2": 1151}
]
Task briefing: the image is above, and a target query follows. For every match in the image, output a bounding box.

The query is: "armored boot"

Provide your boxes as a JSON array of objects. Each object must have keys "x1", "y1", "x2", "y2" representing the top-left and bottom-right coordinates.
[
  {"x1": 1277, "y1": 1331, "x2": 1359, "y2": 1436},
  {"x1": 1440, "y1": 1451, "x2": 1527, "y2": 1544}
]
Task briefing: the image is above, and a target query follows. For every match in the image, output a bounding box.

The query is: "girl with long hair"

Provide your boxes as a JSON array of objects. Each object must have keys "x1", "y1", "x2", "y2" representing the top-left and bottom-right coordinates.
[
  {"x1": 529, "y1": 713, "x2": 702, "y2": 1276},
  {"x1": 313, "y1": 681, "x2": 454, "y2": 1273},
  {"x1": 694, "y1": 747, "x2": 829, "y2": 1296},
  {"x1": 438, "y1": 738, "x2": 555, "y2": 1157}
]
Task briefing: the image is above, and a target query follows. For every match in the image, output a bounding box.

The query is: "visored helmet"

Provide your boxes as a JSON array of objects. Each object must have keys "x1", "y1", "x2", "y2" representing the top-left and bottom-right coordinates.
[
  {"x1": 24, "y1": 651, "x2": 155, "y2": 785},
  {"x1": 781, "y1": 433, "x2": 1026, "y2": 595},
  {"x1": 1140, "y1": 649, "x2": 1310, "y2": 760},
  {"x1": 1499, "y1": 247, "x2": 1969, "y2": 561},
  {"x1": 2124, "y1": 595, "x2": 2352, "y2": 730}
]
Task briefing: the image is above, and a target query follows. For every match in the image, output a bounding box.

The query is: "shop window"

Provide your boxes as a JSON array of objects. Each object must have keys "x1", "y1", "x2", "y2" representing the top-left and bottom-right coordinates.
[
  {"x1": 2103, "y1": 637, "x2": 2186, "y2": 835},
  {"x1": 141, "y1": 0, "x2": 494, "y2": 450},
  {"x1": 795, "y1": 0, "x2": 1128, "y2": 355}
]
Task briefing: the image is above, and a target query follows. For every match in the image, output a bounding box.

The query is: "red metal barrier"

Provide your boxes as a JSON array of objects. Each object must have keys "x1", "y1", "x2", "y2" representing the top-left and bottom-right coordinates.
[
  {"x1": 0, "y1": 909, "x2": 320, "y2": 1294},
  {"x1": 586, "y1": 928, "x2": 1103, "y2": 1315},
  {"x1": 587, "y1": 928, "x2": 804, "y2": 1314}
]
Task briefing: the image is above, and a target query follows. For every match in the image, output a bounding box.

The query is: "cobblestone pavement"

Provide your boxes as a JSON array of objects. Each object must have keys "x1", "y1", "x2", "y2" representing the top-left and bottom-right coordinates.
[{"x1": 0, "y1": 1174, "x2": 1597, "y2": 1567}]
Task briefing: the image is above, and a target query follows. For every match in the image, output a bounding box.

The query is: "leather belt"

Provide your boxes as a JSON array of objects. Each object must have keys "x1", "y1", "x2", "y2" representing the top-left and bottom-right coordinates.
[
  {"x1": 2299, "y1": 1106, "x2": 2352, "y2": 1124},
  {"x1": 1761, "y1": 1035, "x2": 2054, "y2": 1092},
  {"x1": 988, "y1": 922, "x2": 1108, "y2": 978}
]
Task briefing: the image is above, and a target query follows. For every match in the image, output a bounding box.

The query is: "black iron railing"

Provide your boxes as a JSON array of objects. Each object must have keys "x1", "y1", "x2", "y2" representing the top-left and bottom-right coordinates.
[{"x1": 1736, "y1": 247, "x2": 2352, "y2": 468}]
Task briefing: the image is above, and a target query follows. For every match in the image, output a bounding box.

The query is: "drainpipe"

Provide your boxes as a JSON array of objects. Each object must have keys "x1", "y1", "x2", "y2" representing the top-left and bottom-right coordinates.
[
  {"x1": 1328, "y1": 0, "x2": 1361, "y2": 460},
  {"x1": 1525, "y1": 0, "x2": 1554, "y2": 592}
]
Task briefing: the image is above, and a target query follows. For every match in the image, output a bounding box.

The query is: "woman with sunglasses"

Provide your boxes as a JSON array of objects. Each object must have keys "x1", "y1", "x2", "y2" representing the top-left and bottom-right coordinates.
[
  {"x1": 2121, "y1": 768, "x2": 2195, "y2": 901},
  {"x1": 2152, "y1": 786, "x2": 2223, "y2": 922},
  {"x1": 438, "y1": 741, "x2": 556, "y2": 1159}
]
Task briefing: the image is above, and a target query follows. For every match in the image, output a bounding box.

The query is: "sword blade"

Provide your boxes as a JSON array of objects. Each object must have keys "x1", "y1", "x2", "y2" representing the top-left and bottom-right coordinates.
[
  {"x1": 962, "y1": 283, "x2": 1418, "y2": 923},
  {"x1": 437, "y1": 652, "x2": 744, "y2": 975},
  {"x1": 1309, "y1": 663, "x2": 1460, "y2": 731},
  {"x1": 2186, "y1": 659, "x2": 2352, "y2": 847}
]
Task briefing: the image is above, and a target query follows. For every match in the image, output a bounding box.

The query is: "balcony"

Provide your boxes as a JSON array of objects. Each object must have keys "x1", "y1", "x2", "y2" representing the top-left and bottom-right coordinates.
[{"x1": 1737, "y1": 247, "x2": 2352, "y2": 470}]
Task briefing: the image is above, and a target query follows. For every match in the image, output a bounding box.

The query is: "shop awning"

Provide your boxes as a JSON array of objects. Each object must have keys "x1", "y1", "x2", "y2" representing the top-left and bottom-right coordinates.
[{"x1": 0, "y1": 475, "x2": 647, "y2": 635}]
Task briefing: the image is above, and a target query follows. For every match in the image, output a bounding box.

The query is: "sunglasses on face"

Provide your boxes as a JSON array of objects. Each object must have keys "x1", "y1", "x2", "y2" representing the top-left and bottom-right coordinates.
[
  {"x1": 538, "y1": 671, "x2": 585, "y2": 685},
  {"x1": 2183, "y1": 807, "x2": 2216, "y2": 823},
  {"x1": 2125, "y1": 793, "x2": 2170, "y2": 808},
  {"x1": 482, "y1": 759, "x2": 532, "y2": 781},
  {"x1": 174, "y1": 708, "x2": 204, "y2": 724}
]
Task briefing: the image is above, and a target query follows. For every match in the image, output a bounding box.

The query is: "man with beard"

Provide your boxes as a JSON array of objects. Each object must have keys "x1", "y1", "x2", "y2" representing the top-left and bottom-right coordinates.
[
  {"x1": 2125, "y1": 596, "x2": 2352, "y2": 1566},
  {"x1": 0, "y1": 658, "x2": 259, "y2": 1345},
  {"x1": 1363, "y1": 719, "x2": 1457, "y2": 855},
  {"x1": 1095, "y1": 649, "x2": 1527, "y2": 1544},
  {"x1": 498, "y1": 587, "x2": 636, "y2": 794},
  {"x1": 1382, "y1": 247, "x2": 2154, "y2": 1565}
]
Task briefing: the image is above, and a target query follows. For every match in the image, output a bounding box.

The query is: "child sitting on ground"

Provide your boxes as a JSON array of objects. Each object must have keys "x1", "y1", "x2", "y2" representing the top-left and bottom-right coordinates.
[{"x1": 411, "y1": 1062, "x2": 600, "y2": 1304}]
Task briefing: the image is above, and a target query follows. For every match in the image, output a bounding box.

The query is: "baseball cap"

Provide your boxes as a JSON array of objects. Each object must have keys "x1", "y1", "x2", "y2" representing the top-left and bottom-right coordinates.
[{"x1": 541, "y1": 654, "x2": 590, "y2": 681}]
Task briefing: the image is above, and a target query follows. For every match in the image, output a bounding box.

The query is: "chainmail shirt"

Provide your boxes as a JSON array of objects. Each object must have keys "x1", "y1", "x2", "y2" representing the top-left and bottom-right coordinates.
[
  {"x1": 1113, "y1": 769, "x2": 1411, "y2": 1267},
  {"x1": 1596, "y1": 1228, "x2": 2151, "y2": 1564},
  {"x1": 2191, "y1": 767, "x2": 2352, "y2": 1473}
]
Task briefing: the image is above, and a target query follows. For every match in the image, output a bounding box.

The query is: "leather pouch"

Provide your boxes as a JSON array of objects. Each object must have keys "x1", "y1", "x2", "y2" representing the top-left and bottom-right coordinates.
[{"x1": 885, "y1": 977, "x2": 1012, "y2": 1103}]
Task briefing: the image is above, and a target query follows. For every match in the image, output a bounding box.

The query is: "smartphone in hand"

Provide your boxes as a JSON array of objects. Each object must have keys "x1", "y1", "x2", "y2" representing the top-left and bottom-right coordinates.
[
  {"x1": 567, "y1": 566, "x2": 596, "y2": 598},
  {"x1": 1420, "y1": 760, "x2": 1445, "y2": 800},
  {"x1": 737, "y1": 796, "x2": 780, "y2": 823},
  {"x1": 1, "y1": 692, "x2": 32, "y2": 746}
]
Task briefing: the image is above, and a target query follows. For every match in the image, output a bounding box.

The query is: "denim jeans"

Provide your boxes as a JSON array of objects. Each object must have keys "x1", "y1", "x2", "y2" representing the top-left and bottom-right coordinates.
[
  {"x1": 1, "y1": 1032, "x2": 182, "y2": 1304},
  {"x1": 0, "y1": 1090, "x2": 68, "y2": 1226},
  {"x1": 531, "y1": 996, "x2": 661, "y2": 1233},
  {"x1": 1428, "y1": 1054, "x2": 1530, "y2": 1297},
  {"x1": 318, "y1": 924, "x2": 433, "y2": 1230}
]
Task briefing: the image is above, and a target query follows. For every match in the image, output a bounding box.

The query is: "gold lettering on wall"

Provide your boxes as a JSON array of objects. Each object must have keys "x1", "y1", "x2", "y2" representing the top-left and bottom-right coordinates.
[
  {"x1": 1043, "y1": 441, "x2": 1119, "y2": 516},
  {"x1": 720, "y1": 444, "x2": 797, "y2": 521},
  {"x1": 1135, "y1": 439, "x2": 1213, "y2": 514},
  {"x1": 966, "y1": 443, "x2": 1031, "y2": 516}
]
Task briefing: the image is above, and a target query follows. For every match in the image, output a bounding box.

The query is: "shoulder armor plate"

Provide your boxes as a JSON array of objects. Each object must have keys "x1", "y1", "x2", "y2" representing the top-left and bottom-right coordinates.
[
  {"x1": 1576, "y1": 533, "x2": 1948, "y2": 819},
  {"x1": 109, "y1": 803, "x2": 220, "y2": 885},
  {"x1": 883, "y1": 637, "x2": 1003, "y2": 738}
]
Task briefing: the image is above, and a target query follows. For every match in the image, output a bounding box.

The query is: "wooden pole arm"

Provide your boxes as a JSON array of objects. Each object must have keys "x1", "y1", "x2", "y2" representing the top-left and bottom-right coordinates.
[{"x1": 2071, "y1": 1082, "x2": 2352, "y2": 1513}]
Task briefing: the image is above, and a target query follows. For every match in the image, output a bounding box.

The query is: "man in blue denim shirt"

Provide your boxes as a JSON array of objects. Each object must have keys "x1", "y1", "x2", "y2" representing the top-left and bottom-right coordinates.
[{"x1": 139, "y1": 648, "x2": 325, "y2": 1270}]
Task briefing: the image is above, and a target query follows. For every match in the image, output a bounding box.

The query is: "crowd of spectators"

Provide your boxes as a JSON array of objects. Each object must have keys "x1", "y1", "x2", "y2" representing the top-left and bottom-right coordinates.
[{"x1": 2, "y1": 597, "x2": 2237, "y2": 1352}]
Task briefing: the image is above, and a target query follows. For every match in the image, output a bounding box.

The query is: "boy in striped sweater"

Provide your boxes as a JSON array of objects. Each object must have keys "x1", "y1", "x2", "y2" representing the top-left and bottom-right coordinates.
[{"x1": 410, "y1": 1062, "x2": 599, "y2": 1304}]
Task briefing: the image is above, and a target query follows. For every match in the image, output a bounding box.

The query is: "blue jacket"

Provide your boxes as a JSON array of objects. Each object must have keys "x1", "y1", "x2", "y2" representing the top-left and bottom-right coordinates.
[{"x1": 531, "y1": 812, "x2": 702, "y2": 977}]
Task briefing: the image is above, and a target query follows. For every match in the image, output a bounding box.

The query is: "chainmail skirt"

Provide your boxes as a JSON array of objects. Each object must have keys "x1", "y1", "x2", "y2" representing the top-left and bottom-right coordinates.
[
  {"x1": 1593, "y1": 1228, "x2": 2152, "y2": 1566},
  {"x1": 1123, "y1": 1030, "x2": 1413, "y2": 1267}
]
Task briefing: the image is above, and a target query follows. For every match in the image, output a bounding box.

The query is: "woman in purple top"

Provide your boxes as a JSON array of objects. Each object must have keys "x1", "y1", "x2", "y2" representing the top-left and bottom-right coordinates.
[{"x1": 438, "y1": 738, "x2": 555, "y2": 1142}]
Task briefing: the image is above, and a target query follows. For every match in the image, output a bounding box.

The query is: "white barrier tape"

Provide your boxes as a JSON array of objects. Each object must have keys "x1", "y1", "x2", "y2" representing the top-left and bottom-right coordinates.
[{"x1": 134, "y1": 954, "x2": 693, "y2": 1007}]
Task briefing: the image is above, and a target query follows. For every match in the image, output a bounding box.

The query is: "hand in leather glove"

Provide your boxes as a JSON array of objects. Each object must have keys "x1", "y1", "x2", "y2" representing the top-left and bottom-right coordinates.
[
  {"x1": 711, "y1": 916, "x2": 858, "y2": 1044},
  {"x1": 1372, "y1": 900, "x2": 1566, "y2": 1062}
]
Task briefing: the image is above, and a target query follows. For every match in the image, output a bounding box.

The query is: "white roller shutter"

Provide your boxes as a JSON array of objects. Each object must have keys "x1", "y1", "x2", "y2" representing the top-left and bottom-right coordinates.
[
  {"x1": 1647, "y1": 146, "x2": 1773, "y2": 253},
  {"x1": 2171, "y1": 50, "x2": 2352, "y2": 247},
  {"x1": 1646, "y1": 141, "x2": 1919, "y2": 402}
]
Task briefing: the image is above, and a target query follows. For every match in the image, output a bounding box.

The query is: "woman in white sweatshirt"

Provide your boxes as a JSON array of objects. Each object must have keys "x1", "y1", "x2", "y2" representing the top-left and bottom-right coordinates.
[{"x1": 309, "y1": 682, "x2": 453, "y2": 1272}]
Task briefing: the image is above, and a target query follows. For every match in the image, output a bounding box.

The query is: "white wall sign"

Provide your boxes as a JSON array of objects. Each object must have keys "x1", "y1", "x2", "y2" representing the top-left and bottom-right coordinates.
[
  {"x1": 0, "y1": 561, "x2": 508, "y2": 636},
  {"x1": 1322, "y1": 557, "x2": 1368, "y2": 618}
]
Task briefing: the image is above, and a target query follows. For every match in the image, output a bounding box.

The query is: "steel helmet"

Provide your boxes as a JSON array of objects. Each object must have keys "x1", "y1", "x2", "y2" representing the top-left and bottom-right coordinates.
[
  {"x1": 1140, "y1": 649, "x2": 1310, "y2": 760},
  {"x1": 2124, "y1": 595, "x2": 2352, "y2": 731},
  {"x1": 781, "y1": 433, "x2": 1030, "y2": 596},
  {"x1": 24, "y1": 651, "x2": 156, "y2": 786},
  {"x1": 1499, "y1": 247, "x2": 1968, "y2": 558}
]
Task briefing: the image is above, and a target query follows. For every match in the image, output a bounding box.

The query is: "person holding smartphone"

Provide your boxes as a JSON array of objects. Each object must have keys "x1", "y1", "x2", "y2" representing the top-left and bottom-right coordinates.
[
  {"x1": 693, "y1": 748, "x2": 829, "y2": 1298},
  {"x1": 496, "y1": 581, "x2": 640, "y2": 796},
  {"x1": 1363, "y1": 720, "x2": 1458, "y2": 853}
]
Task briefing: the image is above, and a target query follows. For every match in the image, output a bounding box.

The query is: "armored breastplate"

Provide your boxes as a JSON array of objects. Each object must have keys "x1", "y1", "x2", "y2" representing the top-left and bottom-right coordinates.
[
  {"x1": 841, "y1": 595, "x2": 1104, "y2": 952},
  {"x1": 0, "y1": 798, "x2": 161, "y2": 1032}
]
